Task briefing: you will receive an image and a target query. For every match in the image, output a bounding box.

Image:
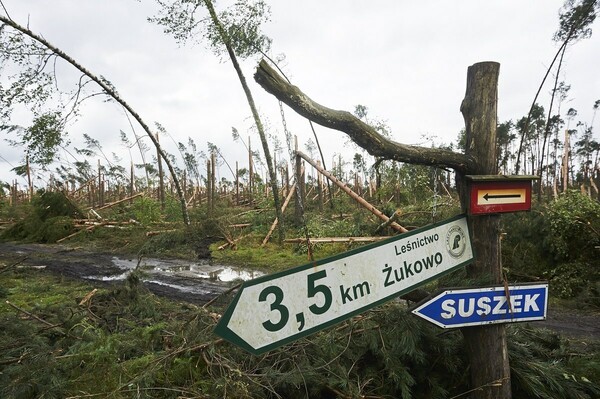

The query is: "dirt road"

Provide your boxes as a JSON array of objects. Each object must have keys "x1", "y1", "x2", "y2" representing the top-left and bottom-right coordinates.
[
  {"x1": 0, "y1": 241, "x2": 259, "y2": 304},
  {"x1": 1, "y1": 241, "x2": 598, "y2": 340}
]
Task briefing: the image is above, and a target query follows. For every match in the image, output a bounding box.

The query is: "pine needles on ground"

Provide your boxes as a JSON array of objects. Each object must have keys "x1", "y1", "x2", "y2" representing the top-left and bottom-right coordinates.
[{"x1": 1, "y1": 266, "x2": 600, "y2": 398}]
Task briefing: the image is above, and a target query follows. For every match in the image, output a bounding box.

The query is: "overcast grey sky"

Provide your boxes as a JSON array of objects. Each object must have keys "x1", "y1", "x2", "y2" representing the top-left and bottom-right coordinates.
[{"x1": 1, "y1": 0, "x2": 599, "y2": 186}]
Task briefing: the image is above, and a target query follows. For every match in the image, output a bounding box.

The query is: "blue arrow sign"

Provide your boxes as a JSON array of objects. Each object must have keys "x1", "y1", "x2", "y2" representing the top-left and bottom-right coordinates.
[{"x1": 411, "y1": 283, "x2": 548, "y2": 328}]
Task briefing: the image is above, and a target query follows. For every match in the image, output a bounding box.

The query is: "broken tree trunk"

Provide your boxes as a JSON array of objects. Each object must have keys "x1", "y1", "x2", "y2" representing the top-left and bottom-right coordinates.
[
  {"x1": 296, "y1": 151, "x2": 408, "y2": 233},
  {"x1": 459, "y1": 61, "x2": 511, "y2": 399},
  {"x1": 96, "y1": 193, "x2": 144, "y2": 210},
  {"x1": 262, "y1": 183, "x2": 297, "y2": 246},
  {"x1": 254, "y1": 59, "x2": 474, "y2": 173}
]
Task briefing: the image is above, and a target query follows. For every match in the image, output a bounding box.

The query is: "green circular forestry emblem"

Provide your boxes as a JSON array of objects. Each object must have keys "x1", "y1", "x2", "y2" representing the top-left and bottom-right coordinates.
[{"x1": 446, "y1": 225, "x2": 466, "y2": 258}]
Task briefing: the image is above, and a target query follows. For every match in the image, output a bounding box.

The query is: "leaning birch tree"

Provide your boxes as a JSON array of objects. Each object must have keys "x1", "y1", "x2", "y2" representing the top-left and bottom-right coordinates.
[
  {"x1": 0, "y1": 14, "x2": 191, "y2": 225},
  {"x1": 150, "y1": 0, "x2": 285, "y2": 244}
]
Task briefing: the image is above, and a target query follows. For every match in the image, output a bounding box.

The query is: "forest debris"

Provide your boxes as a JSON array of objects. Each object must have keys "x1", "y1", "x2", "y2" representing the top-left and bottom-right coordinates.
[
  {"x1": 88, "y1": 208, "x2": 103, "y2": 220},
  {"x1": 146, "y1": 229, "x2": 178, "y2": 237},
  {"x1": 284, "y1": 237, "x2": 391, "y2": 244},
  {"x1": 56, "y1": 223, "x2": 105, "y2": 243},
  {"x1": 262, "y1": 183, "x2": 296, "y2": 246},
  {"x1": 218, "y1": 234, "x2": 251, "y2": 250},
  {"x1": 296, "y1": 151, "x2": 408, "y2": 233},
  {"x1": 6, "y1": 300, "x2": 61, "y2": 329},
  {"x1": 78, "y1": 288, "x2": 98, "y2": 306},
  {"x1": 374, "y1": 210, "x2": 402, "y2": 234},
  {"x1": 96, "y1": 192, "x2": 144, "y2": 210},
  {"x1": 219, "y1": 229, "x2": 237, "y2": 250},
  {"x1": 0, "y1": 257, "x2": 28, "y2": 274}
]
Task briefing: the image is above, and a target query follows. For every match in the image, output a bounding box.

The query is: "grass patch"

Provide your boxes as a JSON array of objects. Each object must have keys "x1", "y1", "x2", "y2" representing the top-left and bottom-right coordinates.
[{"x1": 1, "y1": 259, "x2": 600, "y2": 398}]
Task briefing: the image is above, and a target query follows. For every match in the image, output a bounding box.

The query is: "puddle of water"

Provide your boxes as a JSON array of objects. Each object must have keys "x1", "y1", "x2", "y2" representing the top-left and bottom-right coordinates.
[
  {"x1": 84, "y1": 256, "x2": 264, "y2": 295},
  {"x1": 110, "y1": 257, "x2": 263, "y2": 282}
]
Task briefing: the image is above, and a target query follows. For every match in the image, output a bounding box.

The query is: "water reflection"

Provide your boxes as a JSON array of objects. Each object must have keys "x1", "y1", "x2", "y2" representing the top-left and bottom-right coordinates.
[
  {"x1": 83, "y1": 257, "x2": 264, "y2": 297},
  {"x1": 109, "y1": 257, "x2": 263, "y2": 282}
]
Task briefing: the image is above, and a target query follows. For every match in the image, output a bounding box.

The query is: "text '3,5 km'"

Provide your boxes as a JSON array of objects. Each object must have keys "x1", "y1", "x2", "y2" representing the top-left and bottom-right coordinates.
[{"x1": 215, "y1": 215, "x2": 473, "y2": 355}]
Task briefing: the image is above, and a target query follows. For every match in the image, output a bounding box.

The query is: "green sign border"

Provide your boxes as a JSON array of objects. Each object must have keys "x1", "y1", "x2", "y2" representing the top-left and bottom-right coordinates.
[{"x1": 214, "y1": 214, "x2": 473, "y2": 355}]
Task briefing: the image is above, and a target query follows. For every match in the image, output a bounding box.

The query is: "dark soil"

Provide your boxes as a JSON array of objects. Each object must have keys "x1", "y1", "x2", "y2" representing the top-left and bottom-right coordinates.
[
  {"x1": 0, "y1": 241, "x2": 234, "y2": 304},
  {"x1": 1, "y1": 241, "x2": 599, "y2": 340}
]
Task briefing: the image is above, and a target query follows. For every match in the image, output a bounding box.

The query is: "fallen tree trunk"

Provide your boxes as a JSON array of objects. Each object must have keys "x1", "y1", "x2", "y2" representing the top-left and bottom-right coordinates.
[
  {"x1": 297, "y1": 151, "x2": 408, "y2": 233},
  {"x1": 96, "y1": 193, "x2": 144, "y2": 210},
  {"x1": 284, "y1": 237, "x2": 391, "y2": 244}
]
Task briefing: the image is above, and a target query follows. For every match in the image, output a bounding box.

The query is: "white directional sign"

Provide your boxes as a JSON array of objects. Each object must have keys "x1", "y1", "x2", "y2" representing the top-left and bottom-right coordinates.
[
  {"x1": 412, "y1": 283, "x2": 548, "y2": 328},
  {"x1": 215, "y1": 215, "x2": 473, "y2": 354}
]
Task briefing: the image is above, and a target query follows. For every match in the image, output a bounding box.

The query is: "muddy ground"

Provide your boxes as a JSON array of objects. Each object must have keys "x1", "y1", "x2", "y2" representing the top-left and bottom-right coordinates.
[
  {"x1": 0, "y1": 241, "x2": 257, "y2": 305},
  {"x1": 1, "y1": 241, "x2": 599, "y2": 340}
]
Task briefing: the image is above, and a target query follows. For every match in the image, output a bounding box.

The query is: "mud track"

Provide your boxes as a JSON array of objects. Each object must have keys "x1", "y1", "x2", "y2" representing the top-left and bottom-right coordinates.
[
  {"x1": 0, "y1": 242, "x2": 256, "y2": 305},
  {"x1": 1, "y1": 242, "x2": 599, "y2": 340}
]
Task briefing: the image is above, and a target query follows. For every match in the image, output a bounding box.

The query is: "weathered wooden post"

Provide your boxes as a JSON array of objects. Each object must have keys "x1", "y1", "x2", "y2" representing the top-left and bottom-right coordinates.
[{"x1": 459, "y1": 61, "x2": 511, "y2": 399}]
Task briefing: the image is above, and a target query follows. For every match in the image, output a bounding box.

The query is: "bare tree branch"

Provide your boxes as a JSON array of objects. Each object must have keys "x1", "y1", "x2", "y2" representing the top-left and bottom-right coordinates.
[{"x1": 254, "y1": 59, "x2": 475, "y2": 174}]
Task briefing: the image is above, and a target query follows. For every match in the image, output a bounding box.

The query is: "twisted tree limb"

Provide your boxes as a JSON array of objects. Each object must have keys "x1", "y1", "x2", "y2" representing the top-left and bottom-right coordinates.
[{"x1": 254, "y1": 59, "x2": 476, "y2": 174}]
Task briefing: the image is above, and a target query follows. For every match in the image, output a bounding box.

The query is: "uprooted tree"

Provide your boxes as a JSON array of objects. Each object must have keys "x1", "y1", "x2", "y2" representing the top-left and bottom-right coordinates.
[{"x1": 255, "y1": 59, "x2": 510, "y2": 399}]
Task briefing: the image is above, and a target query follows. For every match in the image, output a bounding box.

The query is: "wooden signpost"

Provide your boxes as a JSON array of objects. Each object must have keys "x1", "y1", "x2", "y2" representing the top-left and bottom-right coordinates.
[{"x1": 252, "y1": 60, "x2": 524, "y2": 398}]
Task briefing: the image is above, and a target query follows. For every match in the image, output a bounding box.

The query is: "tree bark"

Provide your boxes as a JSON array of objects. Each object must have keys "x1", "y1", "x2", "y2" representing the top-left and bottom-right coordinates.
[
  {"x1": 254, "y1": 60, "x2": 475, "y2": 173},
  {"x1": 203, "y1": 0, "x2": 284, "y2": 244},
  {"x1": 460, "y1": 62, "x2": 511, "y2": 399}
]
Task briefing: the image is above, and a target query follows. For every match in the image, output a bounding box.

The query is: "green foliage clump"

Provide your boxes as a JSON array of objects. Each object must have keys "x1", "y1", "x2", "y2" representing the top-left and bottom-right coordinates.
[
  {"x1": 130, "y1": 196, "x2": 162, "y2": 225},
  {"x1": 1, "y1": 190, "x2": 81, "y2": 243},
  {"x1": 32, "y1": 190, "x2": 82, "y2": 220},
  {"x1": 503, "y1": 192, "x2": 600, "y2": 305},
  {"x1": 547, "y1": 261, "x2": 594, "y2": 299},
  {"x1": 510, "y1": 325, "x2": 600, "y2": 399},
  {"x1": 545, "y1": 191, "x2": 600, "y2": 261}
]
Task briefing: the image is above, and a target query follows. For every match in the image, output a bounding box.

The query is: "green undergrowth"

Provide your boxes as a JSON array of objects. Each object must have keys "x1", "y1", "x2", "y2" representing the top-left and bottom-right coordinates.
[
  {"x1": 1, "y1": 263, "x2": 600, "y2": 399},
  {"x1": 503, "y1": 191, "x2": 600, "y2": 308}
]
